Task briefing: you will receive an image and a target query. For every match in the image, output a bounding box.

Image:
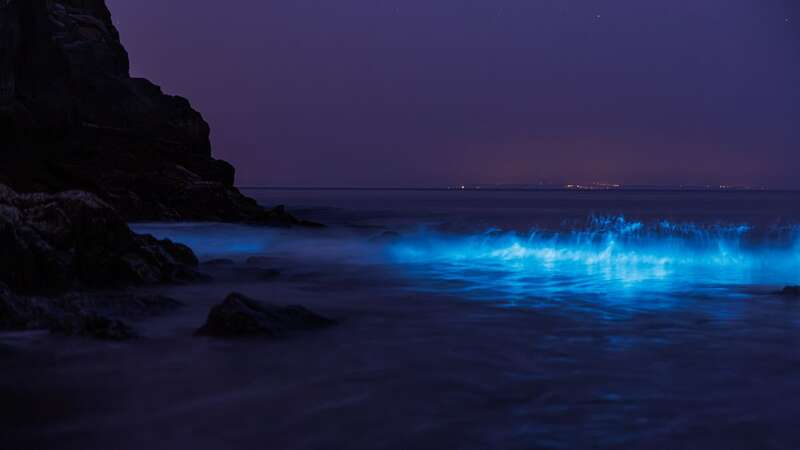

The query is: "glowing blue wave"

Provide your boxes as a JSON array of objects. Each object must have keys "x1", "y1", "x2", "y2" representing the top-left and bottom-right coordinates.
[
  {"x1": 388, "y1": 217, "x2": 800, "y2": 304},
  {"x1": 132, "y1": 217, "x2": 800, "y2": 313}
]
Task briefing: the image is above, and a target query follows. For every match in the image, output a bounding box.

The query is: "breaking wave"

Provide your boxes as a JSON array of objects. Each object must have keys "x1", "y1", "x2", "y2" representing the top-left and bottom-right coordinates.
[
  {"x1": 388, "y1": 216, "x2": 800, "y2": 303},
  {"x1": 133, "y1": 216, "x2": 800, "y2": 311}
]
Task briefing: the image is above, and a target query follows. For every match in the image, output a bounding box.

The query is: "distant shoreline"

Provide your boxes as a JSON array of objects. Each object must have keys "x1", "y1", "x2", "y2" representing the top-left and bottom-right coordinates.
[{"x1": 239, "y1": 186, "x2": 799, "y2": 193}]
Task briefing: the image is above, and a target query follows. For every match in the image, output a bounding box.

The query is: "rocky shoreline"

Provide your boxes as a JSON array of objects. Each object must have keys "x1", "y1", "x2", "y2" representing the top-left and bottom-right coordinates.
[
  {"x1": 0, "y1": 183, "x2": 335, "y2": 339},
  {"x1": 0, "y1": 183, "x2": 196, "y2": 337},
  {"x1": 0, "y1": 0, "x2": 327, "y2": 338},
  {"x1": 0, "y1": 185, "x2": 199, "y2": 294}
]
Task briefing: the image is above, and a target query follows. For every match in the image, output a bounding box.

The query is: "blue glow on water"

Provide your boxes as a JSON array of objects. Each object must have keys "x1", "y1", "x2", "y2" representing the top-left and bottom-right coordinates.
[
  {"x1": 131, "y1": 222, "x2": 277, "y2": 258},
  {"x1": 388, "y1": 217, "x2": 800, "y2": 308},
  {"x1": 131, "y1": 217, "x2": 800, "y2": 314}
]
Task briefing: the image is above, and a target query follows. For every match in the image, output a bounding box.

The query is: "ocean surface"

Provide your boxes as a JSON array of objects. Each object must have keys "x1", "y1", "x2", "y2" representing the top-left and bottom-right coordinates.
[
  {"x1": 147, "y1": 189, "x2": 800, "y2": 314},
  {"x1": 3, "y1": 189, "x2": 800, "y2": 449}
]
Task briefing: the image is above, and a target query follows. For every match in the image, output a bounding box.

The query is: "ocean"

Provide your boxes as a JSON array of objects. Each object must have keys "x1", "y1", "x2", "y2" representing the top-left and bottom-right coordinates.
[
  {"x1": 4, "y1": 189, "x2": 800, "y2": 449},
  {"x1": 142, "y1": 188, "x2": 800, "y2": 314}
]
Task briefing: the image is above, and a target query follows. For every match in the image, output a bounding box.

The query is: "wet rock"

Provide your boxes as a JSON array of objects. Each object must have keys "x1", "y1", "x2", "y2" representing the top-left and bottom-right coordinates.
[
  {"x1": 777, "y1": 286, "x2": 800, "y2": 297},
  {"x1": 0, "y1": 284, "x2": 52, "y2": 330},
  {"x1": 201, "y1": 258, "x2": 236, "y2": 268},
  {"x1": 0, "y1": 184, "x2": 198, "y2": 294},
  {"x1": 238, "y1": 257, "x2": 283, "y2": 279},
  {"x1": 51, "y1": 292, "x2": 182, "y2": 320},
  {"x1": 1, "y1": 282, "x2": 181, "y2": 338},
  {"x1": 245, "y1": 256, "x2": 279, "y2": 267},
  {"x1": 49, "y1": 313, "x2": 135, "y2": 341},
  {"x1": 0, "y1": 0, "x2": 313, "y2": 225},
  {"x1": 257, "y1": 269, "x2": 282, "y2": 279},
  {"x1": 196, "y1": 292, "x2": 335, "y2": 338},
  {"x1": 232, "y1": 265, "x2": 281, "y2": 280}
]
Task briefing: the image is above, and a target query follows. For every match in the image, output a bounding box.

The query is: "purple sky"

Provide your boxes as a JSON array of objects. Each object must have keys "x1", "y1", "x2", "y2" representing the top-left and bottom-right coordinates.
[{"x1": 108, "y1": 0, "x2": 799, "y2": 188}]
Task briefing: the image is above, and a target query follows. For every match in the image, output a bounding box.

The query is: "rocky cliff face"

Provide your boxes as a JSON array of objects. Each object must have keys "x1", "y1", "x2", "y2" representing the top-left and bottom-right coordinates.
[{"x1": 0, "y1": 0, "x2": 304, "y2": 224}]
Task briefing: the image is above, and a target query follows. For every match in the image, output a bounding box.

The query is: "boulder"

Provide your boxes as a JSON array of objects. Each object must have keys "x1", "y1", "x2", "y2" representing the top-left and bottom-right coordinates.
[
  {"x1": 0, "y1": 283, "x2": 52, "y2": 330},
  {"x1": 777, "y1": 286, "x2": 800, "y2": 297},
  {"x1": 245, "y1": 256, "x2": 278, "y2": 267},
  {"x1": 50, "y1": 292, "x2": 182, "y2": 321},
  {"x1": 196, "y1": 292, "x2": 335, "y2": 338},
  {"x1": 0, "y1": 184, "x2": 198, "y2": 294},
  {"x1": 232, "y1": 267, "x2": 282, "y2": 280},
  {"x1": 201, "y1": 258, "x2": 236, "y2": 268},
  {"x1": 1, "y1": 282, "x2": 181, "y2": 338},
  {"x1": 49, "y1": 312, "x2": 135, "y2": 341}
]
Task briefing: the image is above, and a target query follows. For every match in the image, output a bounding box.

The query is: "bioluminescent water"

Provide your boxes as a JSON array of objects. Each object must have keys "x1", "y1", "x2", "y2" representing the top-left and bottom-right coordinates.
[
  {"x1": 388, "y1": 217, "x2": 800, "y2": 313},
  {"x1": 132, "y1": 223, "x2": 279, "y2": 257},
  {"x1": 16, "y1": 191, "x2": 800, "y2": 450},
  {"x1": 133, "y1": 215, "x2": 800, "y2": 315}
]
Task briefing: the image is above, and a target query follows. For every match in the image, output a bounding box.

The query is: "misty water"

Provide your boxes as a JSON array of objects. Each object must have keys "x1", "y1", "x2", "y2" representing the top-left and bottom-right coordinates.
[{"x1": 3, "y1": 189, "x2": 800, "y2": 449}]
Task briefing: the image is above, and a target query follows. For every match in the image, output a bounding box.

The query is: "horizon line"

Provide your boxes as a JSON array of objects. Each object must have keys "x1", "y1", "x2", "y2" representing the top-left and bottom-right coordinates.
[{"x1": 237, "y1": 185, "x2": 800, "y2": 193}]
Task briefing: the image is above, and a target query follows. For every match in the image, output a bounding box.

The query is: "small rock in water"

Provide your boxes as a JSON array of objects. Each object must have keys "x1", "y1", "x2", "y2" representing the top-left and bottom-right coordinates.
[
  {"x1": 245, "y1": 256, "x2": 279, "y2": 267},
  {"x1": 259, "y1": 269, "x2": 282, "y2": 279},
  {"x1": 195, "y1": 292, "x2": 335, "y2": 338},
  {"x1": 50, "y1": 313, "x2": 136, "y2": 341},
  {"x1": 233, "y1": 267, "x2": 282, "y2": 280},
  {"x1": 201, "y1": 258, "x2": 236, "y2": 267},
  {"x1": 778, "y1": 286, "x2": 800, "y2": 297}
]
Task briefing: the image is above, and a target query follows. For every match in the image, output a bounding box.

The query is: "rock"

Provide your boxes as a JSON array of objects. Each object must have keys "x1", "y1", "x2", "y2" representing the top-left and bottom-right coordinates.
[
  {"x1": 777, "y1": 286, "x2": 800, "y2": 297},
  {"x1": 1, "y1": 283, "x2": 181, "y2": 337},
  {"x1": 49, "y1": 313, "x2": 135, "y2": 341},
  {"x1": 196, "y1": 292, "x2": 335, "y2": 338},
  {"x1": 245, "y1": 256, "x2": 279, "y2": 267},
  {"x1": 50, "y1": 292, "x2": 182, "y2": 320},
  {"x1": 232, "y1": 267, "x2": 282, "y2": 280},
  {"x1": 258, "y1": 269, "x2": 282, "y2": 279},
  {"x1": 0, "y1": 184, "x2": 198, "y2": 294},
  {"x1": 0, "y1": 0, "x2": 314, "y2": 225},
  {"x1": 201, "y1": 258, "x2": 236, "y2": 267},
  {"x1": 0, "y1": 283, "x2": 52, "y2": 330}
]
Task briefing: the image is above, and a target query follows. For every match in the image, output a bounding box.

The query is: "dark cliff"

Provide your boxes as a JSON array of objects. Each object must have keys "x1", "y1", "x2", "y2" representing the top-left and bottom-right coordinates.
[{"x1": 0, "y1": 0, "x2": 305, "y2": 224}]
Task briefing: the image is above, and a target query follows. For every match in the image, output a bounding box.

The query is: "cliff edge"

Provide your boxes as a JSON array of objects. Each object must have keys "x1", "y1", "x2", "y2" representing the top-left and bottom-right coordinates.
[{"x1": 0, "y1": 0, "x2": 305, "y2": 224}]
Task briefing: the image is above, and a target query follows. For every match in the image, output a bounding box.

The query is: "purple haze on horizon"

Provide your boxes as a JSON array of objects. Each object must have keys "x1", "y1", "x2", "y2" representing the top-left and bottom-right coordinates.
[{"x1": 107, "y1": 0, "x2": 799, "y2": 188}]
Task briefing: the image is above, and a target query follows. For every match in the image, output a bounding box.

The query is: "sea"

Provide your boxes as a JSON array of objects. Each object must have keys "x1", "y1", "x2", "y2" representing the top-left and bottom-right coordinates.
[
  {"x1": 3, "y1": 189, "x2": 800, "y2": 450},
  {"x1": 144, "y1": 188, "x2": 800, "y2": 313}
]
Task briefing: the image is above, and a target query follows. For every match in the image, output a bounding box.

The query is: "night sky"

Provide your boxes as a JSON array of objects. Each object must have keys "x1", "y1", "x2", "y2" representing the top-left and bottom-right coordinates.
[{"x1": 107, "y1": 0, "x2": 799, "y2": 188}]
